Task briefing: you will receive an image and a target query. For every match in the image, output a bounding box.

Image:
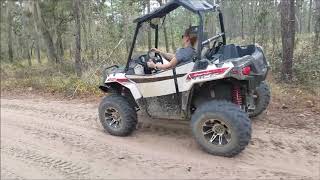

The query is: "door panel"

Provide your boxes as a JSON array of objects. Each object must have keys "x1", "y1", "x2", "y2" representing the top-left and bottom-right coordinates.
[
  {"x1": 144, "y1": 93, "x2": 182, "y2": 120},
  {"x1": 126, "y1": 70, "x2": 176, "y2": 98},
  {"x1": 126, "y1": 69, "x2": 182, "y2": 119}
]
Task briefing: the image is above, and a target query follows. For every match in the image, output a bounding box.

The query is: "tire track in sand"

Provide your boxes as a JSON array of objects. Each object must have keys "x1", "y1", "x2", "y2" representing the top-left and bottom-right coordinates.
[{"x1": 1, "y1": 146, "x2": 90, "y2": 178}]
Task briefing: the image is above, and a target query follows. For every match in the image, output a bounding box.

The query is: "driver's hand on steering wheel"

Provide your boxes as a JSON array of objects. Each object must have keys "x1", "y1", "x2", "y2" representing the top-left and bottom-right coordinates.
[
  {"x1": 150, "y1": 48, "x2": 161, "y2": 54},
  {"x1": 147, "y1": 60, "x2": 156, "y2": 69}
]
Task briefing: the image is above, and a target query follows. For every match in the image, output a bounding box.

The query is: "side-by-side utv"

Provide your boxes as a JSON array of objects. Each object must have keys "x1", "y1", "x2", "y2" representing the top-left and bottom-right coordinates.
[{"x1": 98, "y1": 0, "x2": 270, "y2": 157}]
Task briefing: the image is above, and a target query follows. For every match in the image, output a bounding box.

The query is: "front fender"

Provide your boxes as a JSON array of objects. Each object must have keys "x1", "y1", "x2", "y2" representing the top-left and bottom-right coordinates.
[
  {"x1": 99, "y1": 82, "x2": 121, "y2": 93},
  {"x1": 99, "y1": 81, "x2": 142, "y2": 100}
]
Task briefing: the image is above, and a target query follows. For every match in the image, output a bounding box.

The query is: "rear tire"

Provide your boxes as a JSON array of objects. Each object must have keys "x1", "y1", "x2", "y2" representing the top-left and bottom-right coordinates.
[
  {"x1": 249, "y1": 81, "x2": 271, "y2": 118},
  {"x1": 98, "y1": 94, "x2": 137, "y2": 136},
  {"x1": 191, "y1": 101, "x2": 251, "y2": 157}
]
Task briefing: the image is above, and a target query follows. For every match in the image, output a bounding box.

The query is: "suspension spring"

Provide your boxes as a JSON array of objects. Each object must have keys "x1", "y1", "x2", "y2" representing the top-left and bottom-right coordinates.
[{"x1": 232, "y1": 85, "x2": 242, "y2": 105}]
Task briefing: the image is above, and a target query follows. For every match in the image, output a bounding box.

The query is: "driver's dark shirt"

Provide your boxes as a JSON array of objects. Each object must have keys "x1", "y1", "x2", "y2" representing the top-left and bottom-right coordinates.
[{"x1": 175, "y1": 46, "x2": 195, "y2": 64}]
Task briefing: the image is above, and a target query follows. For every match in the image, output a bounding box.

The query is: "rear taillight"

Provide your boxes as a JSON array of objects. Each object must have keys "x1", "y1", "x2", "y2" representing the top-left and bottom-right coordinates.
[{"x1": 242, "y1": 66, "x2": 251, "y2": 75}]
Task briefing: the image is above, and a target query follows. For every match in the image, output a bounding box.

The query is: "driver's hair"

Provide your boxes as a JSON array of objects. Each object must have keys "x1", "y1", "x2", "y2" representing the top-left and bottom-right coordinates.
[{"x1": 184, "y1": 27, "x2": 197, "y2": 47}]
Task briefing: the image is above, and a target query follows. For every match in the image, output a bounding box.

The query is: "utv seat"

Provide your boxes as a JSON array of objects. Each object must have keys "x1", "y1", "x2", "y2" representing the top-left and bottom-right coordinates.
[
  {"x1": 236, "y1": 45, "x2": 256, "y2": 57},
  {"x1": 204, "y1": 44, "x2": 256, "y2": 63},
  {"x1": 217, "y1": 44, "x2": 240, "y2": 60}
]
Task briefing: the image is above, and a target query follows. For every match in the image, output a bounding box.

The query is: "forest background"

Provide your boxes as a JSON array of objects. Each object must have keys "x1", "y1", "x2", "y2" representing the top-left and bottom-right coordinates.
[{"x1": 0, "y1": 0, "x2": 319, "y2": 97}]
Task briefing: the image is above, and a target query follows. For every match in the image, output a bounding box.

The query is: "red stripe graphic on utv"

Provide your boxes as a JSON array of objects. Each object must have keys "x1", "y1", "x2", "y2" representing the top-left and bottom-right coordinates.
[
  {"x1": 108, "y1": 78, "x2": 129, "y2": 83},
  {"x1": 187, "y1": 67, "x2": 229, "y2": 80}
]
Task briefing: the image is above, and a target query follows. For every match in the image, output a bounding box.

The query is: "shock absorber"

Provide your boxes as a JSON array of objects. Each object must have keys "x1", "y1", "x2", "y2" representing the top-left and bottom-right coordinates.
[{"x1": 232, "y1": 84, "x2": 242, "y2": 106}]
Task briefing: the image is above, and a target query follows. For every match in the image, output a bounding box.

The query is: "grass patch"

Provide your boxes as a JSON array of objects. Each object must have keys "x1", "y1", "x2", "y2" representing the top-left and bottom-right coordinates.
[{"x1": 1, "y1": 60, "x2": 103, "y2": 97}]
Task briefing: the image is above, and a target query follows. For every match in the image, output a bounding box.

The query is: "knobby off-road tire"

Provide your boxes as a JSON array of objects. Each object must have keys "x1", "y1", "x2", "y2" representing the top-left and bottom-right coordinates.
[
  {"x1": 191, "y1": 101, "x2": 251, "y2": 157},
  {"x1": 249, "y1": 81, "x2": 271, "y2": 118},
  {"x1": 99, "y1": 94, "x2": 137, "y2": 136}
]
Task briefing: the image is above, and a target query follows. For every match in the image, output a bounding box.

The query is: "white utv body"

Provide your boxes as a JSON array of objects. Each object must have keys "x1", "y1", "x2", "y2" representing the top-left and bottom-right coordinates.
[{"x1": 98, "y1": 0, "x2": 270, "y2": 157}]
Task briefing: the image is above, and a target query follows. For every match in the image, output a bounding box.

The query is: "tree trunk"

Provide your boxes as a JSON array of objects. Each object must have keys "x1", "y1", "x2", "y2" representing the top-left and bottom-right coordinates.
[
  {"x1": 241, "y1": 5, "x2": 244, "y2": 39},
  {"x1": 81, "y1": 13, "x2": 88, "y2": 52},
  {"x1": 296, "y1": 0, "x2": 302, "y2": 33},
  {"x1": 33, "y1": 0, "x2": 58, "y2": 63},
  {"x1": 163, "y1": 24, "x2": 169, "y2": 52},
  {"x1": 7, "y1": 1, "x2": 14, "y2": 63},
  {"x1": 35, "y1": 41, "x2": 41, "y2": 63},
  {"x1": 308, "y1": 0, "x2": 313, "y2": 33},
  {"x1": 110, "y1": 0, "x2": 114, "y2": 22},
  {"x1": 31, "y1": 1, "x2": 41, "y2": 64},
  {"x1": 169, "y1": 17, "x2": 176, "y2": 52},
  {"x1": 272, "y1": 0, "x2": 279, "y2": 56},
  {"x1": 250, "y1": 0, "x2": 257, "y2": 43},
  {"x1": 69, "y1": 46, "x2": 72, "y2": 59},
  {"x1": 96, "y1": 48, "x2": 100, "y2": 60},
  {"x1": 27, "y1": 48, "x2": 32, "y2": 66},
  {"x1": 30, "y1": 41, "x2": 34, "y2": 57},
  {"x1": 259, "y1": 2, "x2": 268, "y2": 48},
  {"x1": 19, "y1": 0, "x2": 32, "y2": 66},
  {"x1": 156, "y1": 0, "x2": 169, "y2": 52},
  {"x1": 280, "y1": 0, "x2": 296, "y2": 81},
  {"x1": 80, "y1": 1, "x2": 90, "y2": 52},
  {"x1": 87, "y1": 2, "x2": 94, "y2": 60},
  {"x1": 123, "y1": 12, "x2": 130, "y2": 53},
  {"x1": 34, "y1": 32, "x2": 41, "y2": 64},
  {"x1": 147, "y1": 0, "x2": 151, "y2": 50},
  {"x1": 315, "y1": 0, "x2": 320, "y2": 44},
  {"x1": 55, "y1": 30, "x2": 64, "y2": 62},
  {"x1": 299, "y1": 1, "x2": 303, "y2": 33},
  {"x1": 74, "y1": 0, "x2": 82, "y2": 77},
  {"x1": 208, "y1": 0, "x2": 216, "y2": 36},
  {"x1": 272, "y1": 15, "x2": 277, "y2": 55}
]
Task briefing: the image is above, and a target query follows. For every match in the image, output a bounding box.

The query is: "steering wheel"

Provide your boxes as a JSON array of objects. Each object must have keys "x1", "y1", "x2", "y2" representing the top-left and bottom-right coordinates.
[{"x1": 147, "y1": 49, "x2": 163, "y2": 64}]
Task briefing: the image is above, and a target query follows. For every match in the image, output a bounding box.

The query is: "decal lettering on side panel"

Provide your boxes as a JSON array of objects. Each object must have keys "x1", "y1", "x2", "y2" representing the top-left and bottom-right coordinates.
[{"x1": 186, "y1": 67, "x2": 229, "y2": 80}]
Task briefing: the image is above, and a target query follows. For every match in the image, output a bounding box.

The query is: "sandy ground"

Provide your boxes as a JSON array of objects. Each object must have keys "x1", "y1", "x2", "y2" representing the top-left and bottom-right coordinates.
[{"x1": 1, "y1": 95, "x2": 319, "y2": 179}]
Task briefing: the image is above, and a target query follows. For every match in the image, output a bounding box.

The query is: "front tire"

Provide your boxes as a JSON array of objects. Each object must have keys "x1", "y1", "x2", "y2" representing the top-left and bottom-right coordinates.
[
  {"x1": 98, "y1": 94, "x2": 137, "y2": 136},
  {"x1": 191, "y1": 101, "x2": 251, "y2": 157}
]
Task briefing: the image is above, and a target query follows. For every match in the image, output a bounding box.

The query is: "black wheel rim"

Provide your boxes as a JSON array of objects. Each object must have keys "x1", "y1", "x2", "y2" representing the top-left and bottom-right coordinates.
[
  {"x1": 202, "y1": 119, "x2": 231, "y2": 146},
  {"x1": 104, "y1": 107, "x2": 122, "y2": 129}
]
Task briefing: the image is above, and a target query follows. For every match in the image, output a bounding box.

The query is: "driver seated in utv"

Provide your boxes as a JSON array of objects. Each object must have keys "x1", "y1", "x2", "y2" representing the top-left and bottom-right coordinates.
[{"x1": 147, "y1": 26, "x2": 197, "y2": 70}]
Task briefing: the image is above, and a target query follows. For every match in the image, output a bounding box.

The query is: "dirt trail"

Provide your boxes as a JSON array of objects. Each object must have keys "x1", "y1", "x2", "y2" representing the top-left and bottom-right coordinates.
[{"x1": 1, "y1": 95, "x2": 319, "y2": 179}]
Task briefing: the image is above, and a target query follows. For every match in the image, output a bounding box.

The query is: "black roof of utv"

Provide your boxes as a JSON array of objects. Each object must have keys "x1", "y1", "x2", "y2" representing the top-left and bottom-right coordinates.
[{"x1": 134, "y1": 0, "x2": 217, "y2": 23}]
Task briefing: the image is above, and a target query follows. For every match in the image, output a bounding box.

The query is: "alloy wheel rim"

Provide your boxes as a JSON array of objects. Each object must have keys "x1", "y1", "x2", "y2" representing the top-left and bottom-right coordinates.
[
  {"x1": 104, "y1": 107, "x2": 121, "y2": 129},
  {"x1": 202, "y1": 119, "x2": 231, "y2": 146}
]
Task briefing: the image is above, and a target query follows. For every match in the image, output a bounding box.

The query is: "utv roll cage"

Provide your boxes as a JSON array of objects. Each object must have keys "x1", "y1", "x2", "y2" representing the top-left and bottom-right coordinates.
[{"x1": 125, "y1": 0, "x2": 226, "y2": 71}]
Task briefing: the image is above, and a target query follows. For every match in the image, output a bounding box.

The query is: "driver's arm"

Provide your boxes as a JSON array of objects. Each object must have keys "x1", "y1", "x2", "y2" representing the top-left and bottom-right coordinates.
[
  {"x1": 151, "y1": 48, "x2": 174, "y2": 61},
  {"x1": 148, "y1": 57, "x2": 178, "y2": 70},
  {"x1": 160, "y1": 52, "x2": 175, "y2": 61}
]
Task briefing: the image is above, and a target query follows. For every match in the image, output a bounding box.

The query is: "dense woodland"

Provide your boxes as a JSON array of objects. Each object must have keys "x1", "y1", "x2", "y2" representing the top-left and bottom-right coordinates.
[{"x1": 0, "y1": 0, "x2": 319, "y2": 95}]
